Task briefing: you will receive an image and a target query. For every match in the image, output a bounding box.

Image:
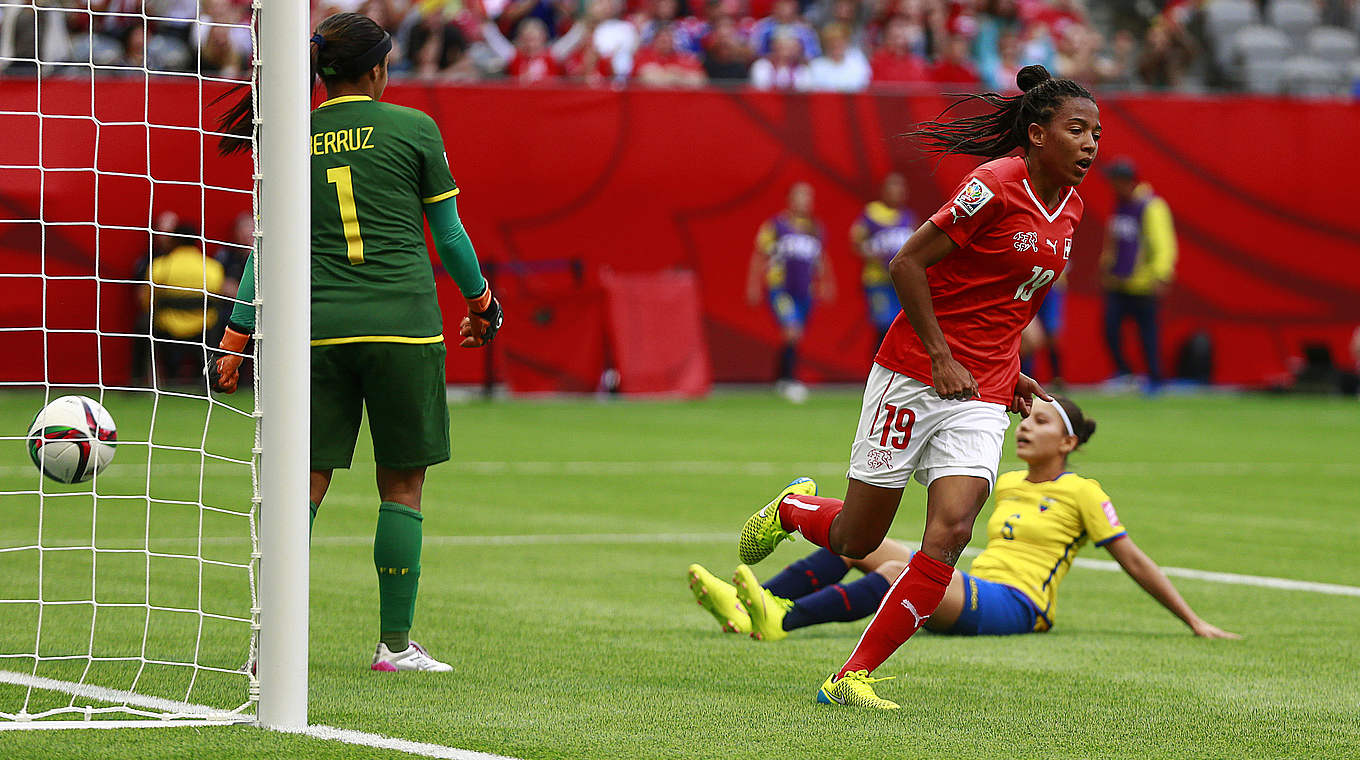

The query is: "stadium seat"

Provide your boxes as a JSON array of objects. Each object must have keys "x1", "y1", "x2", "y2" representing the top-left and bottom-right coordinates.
[
  {"x1": 1267, "y1": 0, "x2": 1322, "y2": 45},
  {"x1": 1206, "y1": 0, "x2": 1263, "y2": 68},
  {"x1": 1306, "y1": 26, "x2": 1360, "y2": 62},
  {"x1": 1232, "y1": 25, "x2": 1293, "y2": 90},
  {"x1": 1279, "y1": 54, "x2": 1346, "y2": 96}
]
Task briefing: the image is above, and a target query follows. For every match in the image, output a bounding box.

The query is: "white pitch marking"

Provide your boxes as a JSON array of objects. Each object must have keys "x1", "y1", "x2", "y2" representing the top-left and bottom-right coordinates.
[
  {"x1": 288, "y1": 725, "x2": 521, "y2": 760},
  {"x1": 0, "y1": 669, "x2": 245, "y2": 723},
  {"x1": 0, "y1": 671, "x2": 524, "y2": 758}
]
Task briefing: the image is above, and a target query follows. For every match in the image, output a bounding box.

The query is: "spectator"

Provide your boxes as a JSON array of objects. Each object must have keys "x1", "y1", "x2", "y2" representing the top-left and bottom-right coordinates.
[
  {"x1": 1100, "y1": 158, "x2": 1178, "y2": 392},
  {"x1": 505, "y1": 18, "x2": 564, "y2": 83},
  {"x1": 979, "y1": 29, "x2": 1021, "y2": 91},
  {"x1": 807, "y1": 0, "x2": 867, "y2": 46},
  {"x1": 702, "y1": 16, "x2": 754, "y2": 82},
  {"x1": 751, "y1": 0, "x2": 820, "y2": 59},
  {"x1": 750, "y1": 28, "x2": 810, "y2": 89},
  {"x1": 870, "y1": 15, "x2": 930, "y2": 85},
  {"x1": 637, "y1": 0, "x2": 704, "y2": 56},
  {"x1": 562, "y1": 24, "x2": 616, "y2": 85},
  {"x1": 806, "y1": 22, "x2": 870, "y2": 91},
  {"x1": 137, "y1": 220, "x2": 225, "y2": 387},
  {"x1": 407, "y1": 16, "x2": 476, "y2": 81},
  {"x1": 589, "y1": 0, "x2": 641, "y2": 78},
  {"x1": 1136, "y1": 17, "x2": 1195, "y2": 89},
  {"x1": 195, "y1": 0, "x2": 251, "y2": 77},
  {"x1": 930, "y1": 34, "x2": 979, "y2": 84},
  {"x1": 633, "y1": 24, "x2": 707, "y2": 87}
]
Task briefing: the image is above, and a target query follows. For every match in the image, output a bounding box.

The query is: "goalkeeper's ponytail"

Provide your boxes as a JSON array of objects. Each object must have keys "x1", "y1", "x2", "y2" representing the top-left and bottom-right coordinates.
[{"x1": 215, "y1": 12, "x2": 388, "y2": 157}]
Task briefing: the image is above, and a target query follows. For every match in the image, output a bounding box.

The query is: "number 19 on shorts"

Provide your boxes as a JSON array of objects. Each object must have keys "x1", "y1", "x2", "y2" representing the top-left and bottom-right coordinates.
[{"x1": 1014, "y1": 266, "x2": 1054, "y2": 301}]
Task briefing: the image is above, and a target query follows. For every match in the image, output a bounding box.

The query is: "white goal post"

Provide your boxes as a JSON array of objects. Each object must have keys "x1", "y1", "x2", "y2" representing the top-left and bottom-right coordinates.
[{"x1": 0, "y1": 0, "x2": 308, "y2": 730}]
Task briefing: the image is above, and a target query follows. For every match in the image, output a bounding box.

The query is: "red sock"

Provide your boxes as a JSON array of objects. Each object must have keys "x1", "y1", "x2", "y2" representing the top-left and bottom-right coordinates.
[
  {"x1": 838, "y1": 551, "x2": 954, "y2": 677},
  {"x1": 777, "y1": 494, "x2": 842, "y2": 549}
]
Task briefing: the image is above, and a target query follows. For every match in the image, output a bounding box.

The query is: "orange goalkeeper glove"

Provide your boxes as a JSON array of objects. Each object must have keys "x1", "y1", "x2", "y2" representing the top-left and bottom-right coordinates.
[
  {"x1": 206, "y1": 326, "x2": 251, "y2": 393},
  {"x1": 458, "y1": 288, "x2": 503, "y2": 348}
]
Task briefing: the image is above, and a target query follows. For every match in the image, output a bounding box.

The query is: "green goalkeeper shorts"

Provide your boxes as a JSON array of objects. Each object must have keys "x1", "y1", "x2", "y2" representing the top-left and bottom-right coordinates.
[{"x1": 310, "y1": 341, "x2": 450, "y2": 471}]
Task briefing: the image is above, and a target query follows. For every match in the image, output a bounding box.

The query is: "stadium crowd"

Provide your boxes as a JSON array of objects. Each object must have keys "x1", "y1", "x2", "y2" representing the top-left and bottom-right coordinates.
[{"x1": 2, "y1": 1, "x2": 1356, "y2": 94}]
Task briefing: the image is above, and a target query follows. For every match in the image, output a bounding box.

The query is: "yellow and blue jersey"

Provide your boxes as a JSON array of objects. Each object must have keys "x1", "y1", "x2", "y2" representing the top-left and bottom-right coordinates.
[
  {"x1": 756, "y1": 213, "x2": 823, "y2": 294},
  {"x1": 968, "y1": 470, "x2": 1127, "y2": 630},
  {"x1": 850, "y1": 201, "x2": 914, "y2": 288}
]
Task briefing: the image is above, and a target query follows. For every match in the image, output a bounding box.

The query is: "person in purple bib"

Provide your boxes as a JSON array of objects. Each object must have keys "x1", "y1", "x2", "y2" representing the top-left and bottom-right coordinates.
[{"x1": 1100, "y1": 158, "x2": 1178, "y2": 392}]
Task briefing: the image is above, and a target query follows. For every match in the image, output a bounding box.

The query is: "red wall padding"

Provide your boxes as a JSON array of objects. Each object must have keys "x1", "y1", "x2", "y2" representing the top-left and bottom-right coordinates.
[
  {"x1": 602, "y1": 269, "x2": 711, "y2": 397},
  {"x1": 2, "y1": 78, "x2": 1357, "y2": 388}
]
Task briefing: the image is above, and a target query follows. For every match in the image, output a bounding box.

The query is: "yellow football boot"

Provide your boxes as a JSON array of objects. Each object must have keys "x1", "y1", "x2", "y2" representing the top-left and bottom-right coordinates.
[
  {"x1": 737, "y1": 477, "x2": 816, "y2": 565},
  {"x1": 687, "y1": 563, "x2": 750, "y2": 634},
  {"x1": 815, "y1": 671, "x2": 900, "y2": 710},
  {"x1": 732, "y1": 564, "x2": 792, "y2": 642}
]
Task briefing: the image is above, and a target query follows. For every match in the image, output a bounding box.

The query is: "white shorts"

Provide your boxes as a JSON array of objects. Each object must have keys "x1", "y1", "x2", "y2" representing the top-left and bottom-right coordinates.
[{"x1": 846, "y1": 364, "x2": 1010, "y2": 491}]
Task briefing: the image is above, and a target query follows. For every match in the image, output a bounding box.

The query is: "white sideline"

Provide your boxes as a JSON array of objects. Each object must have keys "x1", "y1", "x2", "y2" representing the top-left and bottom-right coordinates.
[
  {"x1": 0, "y1": 670, "x2": 521, "y2": 758},
  {"x1": 314, "y1": 531, "x2": 1360, "y2": 598}
]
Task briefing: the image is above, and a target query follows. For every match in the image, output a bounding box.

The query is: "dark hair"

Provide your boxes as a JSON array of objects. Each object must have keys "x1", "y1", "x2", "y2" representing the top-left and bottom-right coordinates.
[
  {"x1": 215, "y1": 13, "x2": 390, "y2": 156},
  {"x1": 907, "y1": 65, "x2": 1095, "y2": 159},
  {"x1": 1052, "y1": 395, "x2": 1097, "y2": 448}
]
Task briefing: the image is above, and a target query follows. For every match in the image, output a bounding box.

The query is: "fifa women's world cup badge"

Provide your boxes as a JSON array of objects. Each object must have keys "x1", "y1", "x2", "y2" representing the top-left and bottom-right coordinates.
[{"x1": 951, "y1": 178, "x2": 995, "y2": 217}]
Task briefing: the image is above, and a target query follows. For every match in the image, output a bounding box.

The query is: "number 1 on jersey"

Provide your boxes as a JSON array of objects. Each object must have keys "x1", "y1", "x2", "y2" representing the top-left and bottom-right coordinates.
[
  {"x1": 326, "y1": 165, "x2": 364, "y2": 264},
  {"x1": 1014, "y1": 266, "x2": 1054, "y2": 301}
]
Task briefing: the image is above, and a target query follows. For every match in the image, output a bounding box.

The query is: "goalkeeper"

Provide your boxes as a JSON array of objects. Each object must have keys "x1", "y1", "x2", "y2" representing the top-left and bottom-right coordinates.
[{"x1": 210, "y1": 11, "x2": 502, "y2": 672}]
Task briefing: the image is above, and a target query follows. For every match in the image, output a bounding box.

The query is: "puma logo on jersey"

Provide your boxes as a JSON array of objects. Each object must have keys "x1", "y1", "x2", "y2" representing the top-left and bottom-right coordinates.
[
  {"x1": 1045, "y1": 238, "x2": 1059, "y2": 257},
  {"x1": 1013, "y1": 231, "x2": 1038, "y2": 252}
]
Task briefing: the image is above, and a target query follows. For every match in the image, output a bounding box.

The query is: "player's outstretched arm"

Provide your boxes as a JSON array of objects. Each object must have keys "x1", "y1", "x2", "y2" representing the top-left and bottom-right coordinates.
[
  {"x1": 888, "y1": 221, "x2": 975, "y2": 401},
  {"x1": 1105, "y1": 536, "x2": 1240, "y2": 639},
  {"x1": 425, "y1": 196, "x2": 502, "y2": 348}
]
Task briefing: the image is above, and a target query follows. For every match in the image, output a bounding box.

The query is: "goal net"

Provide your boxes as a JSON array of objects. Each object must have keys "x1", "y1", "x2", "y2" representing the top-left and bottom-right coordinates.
[{"x1": 0, "y1": 1, "x2": 266, "y2": 726}]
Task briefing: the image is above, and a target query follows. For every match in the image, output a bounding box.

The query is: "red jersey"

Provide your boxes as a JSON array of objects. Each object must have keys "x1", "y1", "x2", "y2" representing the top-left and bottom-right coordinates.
[{"x1": 874, "y1": 155, "x2": 1084, "y2": 404}]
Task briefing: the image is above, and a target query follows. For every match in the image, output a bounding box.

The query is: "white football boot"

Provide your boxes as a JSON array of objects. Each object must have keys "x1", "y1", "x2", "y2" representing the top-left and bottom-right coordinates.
[{"x1": 370, "y1": 640, "x2": 452, "y2": 672}]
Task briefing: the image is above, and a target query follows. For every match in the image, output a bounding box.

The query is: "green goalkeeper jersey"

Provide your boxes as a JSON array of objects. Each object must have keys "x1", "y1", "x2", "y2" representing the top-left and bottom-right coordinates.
[{"x1": 309, "y1": 95, "x2": 460, "y2": 343}]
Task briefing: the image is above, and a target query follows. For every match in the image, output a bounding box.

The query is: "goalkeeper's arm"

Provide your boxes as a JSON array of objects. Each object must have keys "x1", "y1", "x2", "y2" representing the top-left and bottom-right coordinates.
[
  {"x1": 207, "y1": 254, "x2": 256, "y2": 393},
  {"x1": 425, "y1": 196, "x2": 502, "y2": 347}
]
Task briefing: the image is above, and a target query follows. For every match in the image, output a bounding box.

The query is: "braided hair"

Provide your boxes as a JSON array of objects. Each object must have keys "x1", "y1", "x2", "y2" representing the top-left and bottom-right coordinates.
[
  {"x1": 908, "y1": 65, "x2": 1095, "y2": 159},
  {"x1": 215, "y1": 13, "x2": 391, "y2": 156}
]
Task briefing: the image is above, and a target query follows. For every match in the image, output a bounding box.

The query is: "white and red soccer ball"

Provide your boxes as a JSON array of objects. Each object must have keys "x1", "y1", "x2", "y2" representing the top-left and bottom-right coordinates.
[{"x1": 26, "y1": 395, "x2": 117, "y2": 484}]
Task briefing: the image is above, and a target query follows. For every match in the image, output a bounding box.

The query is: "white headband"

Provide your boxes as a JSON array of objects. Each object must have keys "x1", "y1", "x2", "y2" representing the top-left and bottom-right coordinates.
[{"x1": 1051, "y1": 400, "x2": 1075, "y2": 437}]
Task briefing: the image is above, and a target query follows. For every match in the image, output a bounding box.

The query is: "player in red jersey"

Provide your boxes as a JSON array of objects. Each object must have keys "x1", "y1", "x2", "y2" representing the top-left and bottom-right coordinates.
[{"x1": 737, "y1": 64, "x2": 1101, "y2": 708}]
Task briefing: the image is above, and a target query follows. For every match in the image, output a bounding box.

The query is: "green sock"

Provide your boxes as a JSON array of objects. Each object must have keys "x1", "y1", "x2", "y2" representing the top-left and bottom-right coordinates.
[
  {"x1": 309, "y1": 501, "x2": 319, "y2": 533},
  {"x1": 374, "y1": 501, "x2": 422, "y2": 653}
]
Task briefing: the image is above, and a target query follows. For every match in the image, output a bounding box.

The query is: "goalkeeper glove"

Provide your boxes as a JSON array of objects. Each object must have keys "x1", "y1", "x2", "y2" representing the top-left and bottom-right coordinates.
[
  {"x1": 206, "y1": 325, "x2": 251, "y2": 393},
  {"x1": 459, "y1": 287, "x2": 503, "y2": 348}
]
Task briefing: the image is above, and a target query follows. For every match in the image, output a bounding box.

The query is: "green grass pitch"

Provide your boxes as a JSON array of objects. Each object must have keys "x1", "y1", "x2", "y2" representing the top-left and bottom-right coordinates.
[{"x1": 0, "y1": 389, "x2": 1357, "y2": 759}]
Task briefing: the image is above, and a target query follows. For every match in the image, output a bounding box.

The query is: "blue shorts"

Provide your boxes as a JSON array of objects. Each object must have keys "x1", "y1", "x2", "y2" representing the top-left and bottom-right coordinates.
[
  {"x1": 1035, "y1": 287, "x2": 1064, "y2": 335},
  {"x1": 863, "y1": 284, "x2": 900, "y2": 332},
  {"x1": 946, "y1": 572, "x2": 1041, "y2": 636},
  {"x1": 769, "y1": 289, "x2": 811, "y2": 330}
]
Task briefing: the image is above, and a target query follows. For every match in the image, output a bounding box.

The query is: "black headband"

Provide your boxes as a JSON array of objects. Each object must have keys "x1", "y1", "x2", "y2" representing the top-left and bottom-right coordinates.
[{"x1": 318, "y1": 30, "x2": 392, "y2": 78}]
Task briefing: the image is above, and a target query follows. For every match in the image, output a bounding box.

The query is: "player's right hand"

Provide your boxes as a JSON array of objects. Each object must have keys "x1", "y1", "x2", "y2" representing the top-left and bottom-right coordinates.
[
  {"x1": 458, "y1": 288, "x2": 502, "y2": 348},
  {"x1": 206, "y1": 326, "x2": 251, "y2": 394},
  {"x1": 930, "y1": 355, "x2": 978, "y2": 401}
]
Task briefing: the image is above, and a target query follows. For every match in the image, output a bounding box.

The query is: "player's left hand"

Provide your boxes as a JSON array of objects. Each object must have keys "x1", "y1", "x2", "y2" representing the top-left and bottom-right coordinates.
[
  {"x1": 205, "y1": 326, "x2": 251, "y2": 394},
  {"x1": 458, "y1": 288, "x2": 502, "y2": 348},
  {"x1": 1010, "y1": 373, "x2": 1052, "y2": 416}
]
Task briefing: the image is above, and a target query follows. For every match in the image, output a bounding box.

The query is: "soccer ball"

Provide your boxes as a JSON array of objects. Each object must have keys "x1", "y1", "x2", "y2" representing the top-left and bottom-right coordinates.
[{"x1": 26, "y1": 395, "x2": 118, "y2": 484}]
